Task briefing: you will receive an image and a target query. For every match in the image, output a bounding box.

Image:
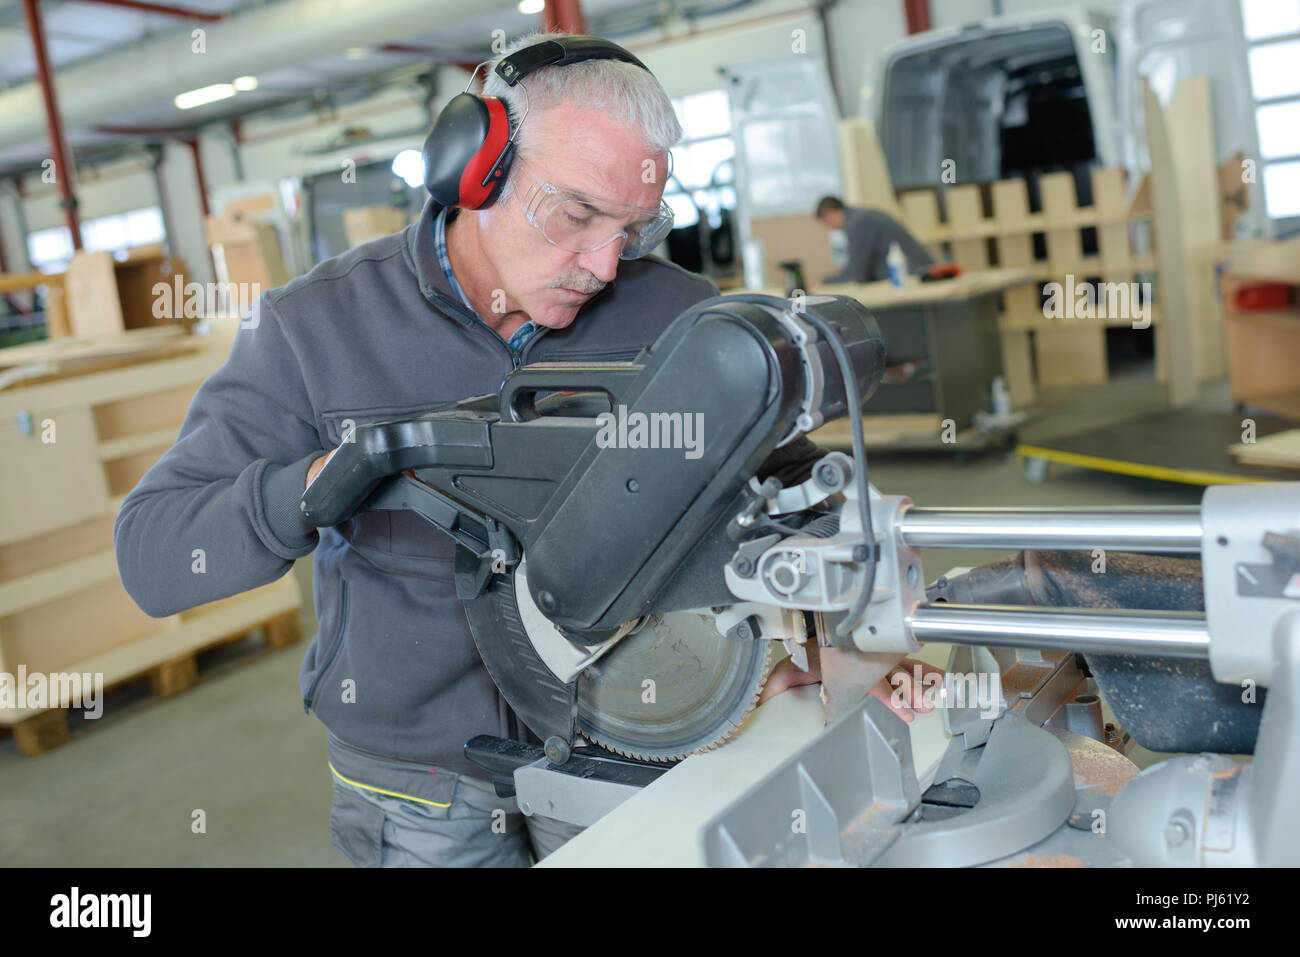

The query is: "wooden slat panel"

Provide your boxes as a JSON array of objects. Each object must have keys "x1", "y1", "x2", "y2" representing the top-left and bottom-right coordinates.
[
  {"x1": 1225, "y1": 310, "x2": 1300, "y2": 412},
  {"x1": 45, "y1": 283, "x2": 71, "y2": 339},
  {"x1": 104, "y1": 447, "x2": 169, "y2": 497},
  {"x1": 98, "y1": 426, "x2": 180, "y2": 462},
  {"x1": 1034, "y1": 326, "x2": 1108, "y2": 387},
  {"x1": 0, "y1": 351, "x2": 224, "y2": 420},
  {"x1": 947, "y1": 185, "x2": 989, "y2": 269},
  {"x1": 1144, "y1": 78, "x2": 1199, "y2": 407},
  {"x1": 0, "y1": 514, "x2": 116, "y2": 582},
  {"x1": 0, "y1": 550, "x2": 118, "y2": 617},
  {"x1": 0, "y1": 270, "x2": 64, "y2": 294},
  {"x1": 749, "y1": 214, "x2": 837, "y2": 288},
  {"x1": 0, "y1": 576, "x2": 300, "y2": 724},
  {"x1": 1040, "y1": 172, "x2": 1106, "y2": 378},
  {"x1": 0, "y1": 406, "x2": 111, "y2": 547},
  {"x1": 1040, "y1": 172, "x2": 1084, "y2": 277},
  {"x1": 837, "y1": 117, "x2": 901, "y2": 218},
  {"x1": 990, "y1": 178, "x2": 1040, "y2": 404},
  {"x1": 899, "y1": 190, "x2": 944, "y2": 258},
  {"x1": 1, "y1": 578, "x2": 162, "y2": 676},
  {"x1": 1093, "y1": 167, "x2": 1132, "y2": 278},
  {"x1": 65, "y1": 251, "x2": 126, "y2": 338},
  {"x1": 1165, "y1": 75, "x2": 1225, "y2": 380},
  {"x1": 93, "y1": 384, "x2": 197, "y2": 441}
]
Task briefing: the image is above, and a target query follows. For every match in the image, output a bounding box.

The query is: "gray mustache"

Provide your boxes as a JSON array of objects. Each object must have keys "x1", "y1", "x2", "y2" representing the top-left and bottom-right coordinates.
[{"x1": 549, "y1": 274, "x2": 606, "y2": 294}]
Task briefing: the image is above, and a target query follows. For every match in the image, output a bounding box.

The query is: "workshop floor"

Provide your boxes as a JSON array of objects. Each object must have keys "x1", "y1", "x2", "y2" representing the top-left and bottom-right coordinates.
[{"x1": 0, "y1": 366, "x2": 1233, "y2": 866}]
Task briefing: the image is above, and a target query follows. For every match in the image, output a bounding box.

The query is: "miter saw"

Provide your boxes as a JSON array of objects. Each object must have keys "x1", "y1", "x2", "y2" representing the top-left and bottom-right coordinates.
[{"x1": 302, "y1": 292, "x2": 1299, "y2": 868}]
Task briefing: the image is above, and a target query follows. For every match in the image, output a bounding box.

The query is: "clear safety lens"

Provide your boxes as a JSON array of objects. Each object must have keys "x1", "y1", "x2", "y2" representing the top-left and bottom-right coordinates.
[{"x1": 523, "y1": 183, "x2": 673, "y2": 259}]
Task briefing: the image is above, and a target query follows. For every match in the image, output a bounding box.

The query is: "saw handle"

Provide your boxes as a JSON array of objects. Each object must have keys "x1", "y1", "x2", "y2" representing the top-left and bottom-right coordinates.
[
  {"x1": 301, "y1": 415, "x2": 493, "y2": 527},
  {"x1": 499, "y1": 363, "x2": 642, "y2": 423}
]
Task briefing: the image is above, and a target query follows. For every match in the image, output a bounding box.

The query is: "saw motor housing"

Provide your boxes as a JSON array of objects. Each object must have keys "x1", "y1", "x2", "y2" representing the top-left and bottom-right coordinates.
[{"x1": 302, "y1": 293, "x2": 886, "y2": 757}]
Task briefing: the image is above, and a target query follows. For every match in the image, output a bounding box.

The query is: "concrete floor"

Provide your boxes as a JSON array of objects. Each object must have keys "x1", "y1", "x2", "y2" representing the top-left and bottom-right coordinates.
[{"x1": 0, "y1": 365, "x2": 1231, "y2": 866}]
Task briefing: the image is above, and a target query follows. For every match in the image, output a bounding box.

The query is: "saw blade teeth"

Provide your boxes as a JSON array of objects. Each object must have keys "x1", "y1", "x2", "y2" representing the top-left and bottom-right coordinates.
[{"x1": 581, "y1": 640, "x2": 774, "y2": 763}]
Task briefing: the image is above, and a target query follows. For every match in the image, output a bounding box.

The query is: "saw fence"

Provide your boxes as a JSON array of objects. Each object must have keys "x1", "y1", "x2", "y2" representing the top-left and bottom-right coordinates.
[{"x1": 0, "y1": 322, "x2": 301, "y2": 756}]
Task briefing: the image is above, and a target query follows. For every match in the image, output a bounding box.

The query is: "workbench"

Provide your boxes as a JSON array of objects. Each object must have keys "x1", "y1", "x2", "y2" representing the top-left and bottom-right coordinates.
[{"x1": 768, "y1": 270, "x2": 1035, "y2": 453}]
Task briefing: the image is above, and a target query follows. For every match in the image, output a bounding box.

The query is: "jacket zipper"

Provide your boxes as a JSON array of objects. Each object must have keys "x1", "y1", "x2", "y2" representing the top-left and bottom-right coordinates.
[
  {"x1": 427, "y1": 286, "x2": 545, "y2": 371},
  {"x1": 303, "y1": 580, "x2": 349, "y2": 713}
]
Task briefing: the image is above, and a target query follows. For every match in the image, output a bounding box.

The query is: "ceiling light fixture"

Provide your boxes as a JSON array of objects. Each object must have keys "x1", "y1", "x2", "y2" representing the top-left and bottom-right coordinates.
[{"x1": 174, "y1": 83, "x2": 236, "y2": 110}]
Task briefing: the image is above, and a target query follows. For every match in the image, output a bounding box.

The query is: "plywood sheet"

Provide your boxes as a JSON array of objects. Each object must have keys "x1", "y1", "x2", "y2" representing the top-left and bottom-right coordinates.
[
  {"x1": 749, "y1": 214, "x2": 839, "y2": 289},
  {"x1": 837, "y1": 117, "x2": 900, "y2": 218}
]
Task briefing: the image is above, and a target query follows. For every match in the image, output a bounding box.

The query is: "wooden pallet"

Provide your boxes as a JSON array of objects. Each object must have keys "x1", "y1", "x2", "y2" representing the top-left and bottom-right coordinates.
[
  {"x1": 895, "y1": 166, "x2": 1156, "y2": 400},
  {"x1": 4, "y1": 592, "x2": 302, "y2": 757},
  {"x1": 0, "y1": 321, "x2": 304, "y2": 755}
]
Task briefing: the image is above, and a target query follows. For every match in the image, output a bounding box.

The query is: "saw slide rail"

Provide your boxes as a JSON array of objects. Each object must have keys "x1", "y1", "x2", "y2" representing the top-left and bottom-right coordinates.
[{"x1": 716, "y1": 482, "x2": 1299, "y2": 866}]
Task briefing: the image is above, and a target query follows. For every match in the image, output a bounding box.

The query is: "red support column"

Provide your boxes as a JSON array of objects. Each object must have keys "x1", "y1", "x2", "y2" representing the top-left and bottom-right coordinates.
[
  {"x1": 542, "y1": 0, "x2": 587, "y2": 35},
  {"x1": 903, "y1": 0, "x2": 931, "y2": 34},
  {"x1": 183, "y1": 138, "x2": 211, "y2": 218},
  {"x1": 21, "y1": 0, "x2": 82, "y2": 249}
]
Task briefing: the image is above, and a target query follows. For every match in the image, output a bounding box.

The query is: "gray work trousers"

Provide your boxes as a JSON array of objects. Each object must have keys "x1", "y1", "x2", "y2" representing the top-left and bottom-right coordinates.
[{"x1": 326, "y1": 735, "x2": 584, "y2": 867}]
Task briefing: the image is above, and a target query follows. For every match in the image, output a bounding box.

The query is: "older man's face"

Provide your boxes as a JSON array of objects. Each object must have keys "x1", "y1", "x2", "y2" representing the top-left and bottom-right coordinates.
[{"x1": 474, "y1": 101, "x2": 670, "y2": 329}]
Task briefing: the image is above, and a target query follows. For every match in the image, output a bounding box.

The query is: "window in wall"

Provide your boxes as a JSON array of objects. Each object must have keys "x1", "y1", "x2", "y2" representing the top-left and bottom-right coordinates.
[
  {"x1": 26, "y1": 206, "x2": 167, "y2": 272},
  {"x1": 27, "y1": 226, "x2": 76, "y2": 273},
  {"x1": 1241, "y1": 0, "x2": 1300, "y2": 220},
  {"x1": 665, "y1": 89, "x2": 736, "y2": 231},
  {"x1": 662, "y1": 89, "x2": 737, "y2": 273}
]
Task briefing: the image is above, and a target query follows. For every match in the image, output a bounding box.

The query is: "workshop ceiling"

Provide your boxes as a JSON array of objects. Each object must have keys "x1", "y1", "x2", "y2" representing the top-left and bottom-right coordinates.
[{"x1": 0, "y1": 0, "x2": 709, "y2": 173}]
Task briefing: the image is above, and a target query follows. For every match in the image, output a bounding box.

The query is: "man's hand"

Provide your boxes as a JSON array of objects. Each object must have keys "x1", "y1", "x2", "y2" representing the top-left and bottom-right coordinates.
[
  {"x1": 305, "y1": 449, "x2": 337, "y2": 490},
  {"x1": 759, "y1": 641, "x2": 945, "y2": 724},
  {"x1": 758, "y1": 640, "x2": 823, "y2": 703}
]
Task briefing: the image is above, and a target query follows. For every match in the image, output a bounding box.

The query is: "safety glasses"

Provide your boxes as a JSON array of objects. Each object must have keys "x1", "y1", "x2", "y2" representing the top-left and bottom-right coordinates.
[{"x1": 515, "y1": 162, "x2": 674, "y2": 260}]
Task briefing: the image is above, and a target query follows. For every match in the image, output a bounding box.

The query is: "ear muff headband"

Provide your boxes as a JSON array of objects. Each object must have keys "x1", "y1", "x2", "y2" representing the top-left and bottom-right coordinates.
[{"x1": 422, "y1": 36, "x2": 651, "y2": 209}]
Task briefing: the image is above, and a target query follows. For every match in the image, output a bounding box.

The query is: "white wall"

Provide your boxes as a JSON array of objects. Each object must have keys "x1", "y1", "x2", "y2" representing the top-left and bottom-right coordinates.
[
  {"x1": 826, "y1": 0, "x2": 908, "y2": 116},
  {"x1": 22, "y1": 158, "x2": 158, "y2": 232},
  {"x1": 11, "y1": 149, "x2": 214, "y2": 286},
  {"x1": 226, "y1": 87, "x2": 436, "y2": 187},
  {"x1": 0, "y1": 189, "x2": 31, "y2": 272},
  {"x1": 158, "y1": 140, "x2": 213, "y2": 287},
  {"x1": 630, "y1": 3, "x2": 824, "y2": 99}
]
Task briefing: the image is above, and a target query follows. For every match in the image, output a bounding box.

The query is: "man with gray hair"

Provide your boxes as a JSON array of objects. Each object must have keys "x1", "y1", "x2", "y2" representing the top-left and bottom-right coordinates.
[{"x1": 116, "y1": 32, "x2": 823, "y2": 868}]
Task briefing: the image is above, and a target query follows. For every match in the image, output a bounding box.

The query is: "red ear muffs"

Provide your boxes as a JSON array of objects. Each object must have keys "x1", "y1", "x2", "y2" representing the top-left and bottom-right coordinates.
[
  {"x1": 423, "y1": 92, "x2": 514, "y2": 209},
  {"x1": 421, "y1": 36, "x2": 650, "y2": 209}
]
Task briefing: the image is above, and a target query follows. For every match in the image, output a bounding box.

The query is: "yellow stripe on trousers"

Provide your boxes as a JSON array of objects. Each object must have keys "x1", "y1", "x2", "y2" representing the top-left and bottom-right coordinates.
[{"x1": 328, "y1": 761, "x2": 453, "y2": 808}]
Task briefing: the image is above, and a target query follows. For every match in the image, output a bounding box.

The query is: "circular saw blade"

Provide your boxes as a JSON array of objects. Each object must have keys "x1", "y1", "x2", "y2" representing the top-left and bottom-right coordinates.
[{"x1": 577, "y1": 610, "x2": 773, "y2": 763}]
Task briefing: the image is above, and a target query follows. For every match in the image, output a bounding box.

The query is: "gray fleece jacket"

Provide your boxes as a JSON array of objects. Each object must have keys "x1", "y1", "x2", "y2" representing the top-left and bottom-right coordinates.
[{"x1": 113, "y1": 198, "x2": 721, "y2": 781}]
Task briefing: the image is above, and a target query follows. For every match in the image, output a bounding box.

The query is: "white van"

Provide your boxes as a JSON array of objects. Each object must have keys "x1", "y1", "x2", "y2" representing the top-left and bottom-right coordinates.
[{"x1": 863, "y1": 0, "x2": 1277, "y2": 238}]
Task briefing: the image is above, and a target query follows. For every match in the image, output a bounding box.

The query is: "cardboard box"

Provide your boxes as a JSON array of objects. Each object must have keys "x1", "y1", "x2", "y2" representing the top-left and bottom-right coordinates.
[{"x1": 343, "y1": 206, "x2": 409, "y2": 248}]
